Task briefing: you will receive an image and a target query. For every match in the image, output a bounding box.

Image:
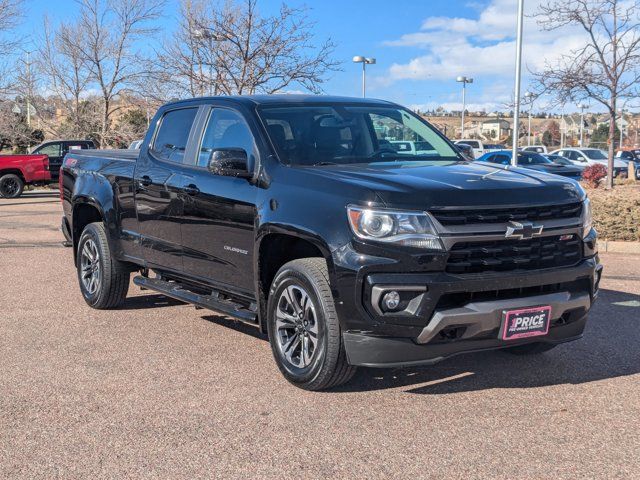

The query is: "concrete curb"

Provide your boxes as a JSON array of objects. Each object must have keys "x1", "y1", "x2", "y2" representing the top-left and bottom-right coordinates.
[{"x1": 600, "y1": 240, "x2": 640, "y2": 254}]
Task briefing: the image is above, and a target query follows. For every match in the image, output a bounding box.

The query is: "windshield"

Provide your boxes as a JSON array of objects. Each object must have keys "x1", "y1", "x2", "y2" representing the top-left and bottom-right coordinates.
[
  {"x1": 259, "y1": 105, "x2": 459, "y2": 166},
  {"x1": 583, "y1": 149, "x2": 607, "y2": 160},
  {"x1": 518, "y1": 152, "x2": 552, "y2": 165},
  {"x1": 548, "y1": 155, "x2": 571, "y2": 165}
]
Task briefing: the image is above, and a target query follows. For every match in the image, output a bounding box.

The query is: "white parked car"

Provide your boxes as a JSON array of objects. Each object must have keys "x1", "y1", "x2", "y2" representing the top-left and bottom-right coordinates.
[
  {"x1": 549, "y1": 148, "x2": 628, "y2": 177},
  {"x1": 522, "y1": 145, "x2": 548, "y2": 154},
  {"x1": 455, "y1": 140, "x2": 502, "y2": 158},
  {"x1": 389, "y1": 140, "x2": 438, "y2": 156}
]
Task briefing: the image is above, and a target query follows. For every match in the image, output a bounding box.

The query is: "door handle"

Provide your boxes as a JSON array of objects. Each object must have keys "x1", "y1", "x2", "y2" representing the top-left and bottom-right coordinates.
[
  {"x1": 136, "y1": 175, "x2": 152, "y2": 191},
  {"x1": 183, "y1": 184, "x2": 200, "y2": 196}
]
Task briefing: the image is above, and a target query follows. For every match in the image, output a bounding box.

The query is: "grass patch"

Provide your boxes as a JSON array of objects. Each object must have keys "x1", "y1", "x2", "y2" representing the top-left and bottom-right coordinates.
[{"x1": 584, "y1": 182, "x2": 640, "y2": 242}]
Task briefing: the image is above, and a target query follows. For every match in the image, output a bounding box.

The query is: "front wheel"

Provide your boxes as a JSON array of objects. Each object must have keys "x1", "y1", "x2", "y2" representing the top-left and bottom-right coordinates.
[
  {"x1": 77, "y1": 222, "x2": 130, "y2": 309},
  {"x1": 0, "y1": 174, "x2": 24, "y2": 198},
  {"x1": 267, "y1": 258, "x2": 356, "y2": 391}
]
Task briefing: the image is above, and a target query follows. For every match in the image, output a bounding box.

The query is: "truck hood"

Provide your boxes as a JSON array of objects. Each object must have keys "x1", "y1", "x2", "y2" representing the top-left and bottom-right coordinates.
[{"x1": 296, "y1": 161, "x2": 585, "y2": 208}]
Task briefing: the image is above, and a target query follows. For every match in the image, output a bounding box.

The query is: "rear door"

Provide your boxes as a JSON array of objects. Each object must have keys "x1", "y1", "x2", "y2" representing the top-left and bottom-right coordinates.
[
  {"x1": 33, "y1": 142, "x2": 63, "y2": 180},
  {"x1": 134, "y1": 106, "x2": 200, "y2": 274},
  {"x1": 179, "y1": 106, "x2": 259, "y2": 295}
]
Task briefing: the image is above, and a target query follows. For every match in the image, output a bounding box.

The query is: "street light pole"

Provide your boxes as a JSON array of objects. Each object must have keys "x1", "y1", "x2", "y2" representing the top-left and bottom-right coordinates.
[
  {"x1": 579, "y1": 104, "x2": 588, "y2": 147},
  {"x1": 511, "y1": 0, "x2": 525, "y2": 167},
  {"x1": 618, "y1": 108, "x2": 626, "y2": 149},
  {"x1": 22, "y1": 50, "x2": 33, "y2": 129},
  {"x1": 525, "y1": 91, "x2": 534, "y2": 146},
  {"x1": 456, "y1": 76, "x2": 473, "y2": 138},
  {"x1": 353, "y1": 56, "x2": 376, "y2": 97}
]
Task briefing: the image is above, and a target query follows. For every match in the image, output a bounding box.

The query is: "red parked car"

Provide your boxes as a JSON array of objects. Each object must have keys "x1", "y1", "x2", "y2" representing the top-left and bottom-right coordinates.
[{"x1": 0, "y1": 154, "x2": 51, "y2": 198}]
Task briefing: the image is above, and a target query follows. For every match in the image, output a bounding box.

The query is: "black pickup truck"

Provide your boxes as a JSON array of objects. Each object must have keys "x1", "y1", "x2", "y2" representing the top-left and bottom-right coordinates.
[{"x1": 60, "y1": 95, "x2": 602, "y2": 390}]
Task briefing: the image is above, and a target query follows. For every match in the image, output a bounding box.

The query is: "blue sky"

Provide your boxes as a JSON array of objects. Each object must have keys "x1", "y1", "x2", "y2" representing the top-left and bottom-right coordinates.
[{"x1": 17, "y1": 0, "x2": 588, "y2": 112}]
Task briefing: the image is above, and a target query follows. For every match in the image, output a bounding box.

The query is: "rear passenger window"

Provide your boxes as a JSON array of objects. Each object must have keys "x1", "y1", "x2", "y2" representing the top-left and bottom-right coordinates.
[{"x1": 151, "y1": 108, "x2": 198, "y2": 163}]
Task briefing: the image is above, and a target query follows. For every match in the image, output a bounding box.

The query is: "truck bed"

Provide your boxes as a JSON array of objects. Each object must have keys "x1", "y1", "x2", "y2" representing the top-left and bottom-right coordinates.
[{"x1": 67, "y1": 149, "x2": 139, "y2": 161}]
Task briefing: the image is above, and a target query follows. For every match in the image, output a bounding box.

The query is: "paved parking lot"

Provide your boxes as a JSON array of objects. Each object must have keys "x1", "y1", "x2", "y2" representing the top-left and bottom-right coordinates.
[{"x1": 1, "y1": 190, "x2": 639, "y2": 479}]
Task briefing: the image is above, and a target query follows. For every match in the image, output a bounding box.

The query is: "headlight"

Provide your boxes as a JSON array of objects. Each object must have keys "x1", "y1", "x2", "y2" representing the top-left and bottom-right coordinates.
[
  {"x1": 347, "y1": 206, "x2": 444, "y2": 250},
  {"x1": 582, "y1": 197, "x2": 593, "y2": 238}
]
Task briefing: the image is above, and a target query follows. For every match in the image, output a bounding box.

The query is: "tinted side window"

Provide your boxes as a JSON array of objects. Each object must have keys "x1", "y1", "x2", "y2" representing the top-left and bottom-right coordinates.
[
  {"x1": 35, "y1": 143, "x2": 62, "y2": 157},
  {"x1": 151, "y1": 108, "x2": 198, "y2": 163},
  {"x1": 65, "y1": 142, "x2": 91, "y2": 152},
  {"x1": 198, "y1": 109, "x2": 257, "y2": 168}
]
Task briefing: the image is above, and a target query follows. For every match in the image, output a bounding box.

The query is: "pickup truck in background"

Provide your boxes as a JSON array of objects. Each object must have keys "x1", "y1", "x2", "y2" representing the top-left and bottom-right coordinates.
[
  {"x1": 455, "y1": 139, "x2": 503, "y2": 157},
  {"x1": 30, "y1": 139, "x2": 95, "y2": 181},
  {"x1": 61, "y1": 95, "x2": 602, "y2": 390},
  {"x1": 0, "y1": 154, "x2": 50, "y2": 198}
]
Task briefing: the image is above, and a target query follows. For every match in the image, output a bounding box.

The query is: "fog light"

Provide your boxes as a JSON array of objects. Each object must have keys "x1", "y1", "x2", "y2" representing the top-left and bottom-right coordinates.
[{"x1": 383, "y1": 291, "x2": 400, "y2": 310}]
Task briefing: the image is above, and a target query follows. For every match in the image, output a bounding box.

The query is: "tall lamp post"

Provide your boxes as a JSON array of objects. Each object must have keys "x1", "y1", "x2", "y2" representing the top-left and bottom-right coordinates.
[
  {"x1": 352, "y1": 56, "x2": 376, "y2": 98},
  {"x1": 524, "y1": 91, "x2": 534, "y2": 146},
  {"x1": 579, "y1": 104, "x2": 588, "y2": 147},
  {"x1": 618, "y1": 108, "x2": 626, "y2": 149},
  {"x1": 193, "y1": 28, "x2": 225, "y2": 96},
  {"x1": 511, "y1": 0, "x2": 525, "y2": 166},
  {"x1": 456, "y1": 76, "x2": 473, "y2": 138}
]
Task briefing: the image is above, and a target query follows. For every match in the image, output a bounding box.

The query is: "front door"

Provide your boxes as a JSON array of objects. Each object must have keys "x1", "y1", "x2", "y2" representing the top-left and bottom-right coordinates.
[
  {"x1": 180, "y1": 107, "x2": 258, "y2": 295},
  {"x1": 134, "y1": 106, "x2": 200, "y2": 274}
]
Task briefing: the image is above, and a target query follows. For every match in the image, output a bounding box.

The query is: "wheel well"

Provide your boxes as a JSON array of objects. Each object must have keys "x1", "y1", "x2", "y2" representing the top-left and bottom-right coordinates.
[
  {"x1": 258, "y1": 234, "x2": 326, "y2": 331},
  {"x1": 72, "y1": 203, "x2": 103, "y2": 256},
  {"x1": 0, "y1": 169, "x2": 26, "y2": 182}
]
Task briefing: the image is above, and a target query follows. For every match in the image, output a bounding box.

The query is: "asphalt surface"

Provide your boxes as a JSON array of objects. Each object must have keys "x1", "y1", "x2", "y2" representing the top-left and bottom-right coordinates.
[{"x1": 1, "y1": 190, "x2": 639, "y2": 479}]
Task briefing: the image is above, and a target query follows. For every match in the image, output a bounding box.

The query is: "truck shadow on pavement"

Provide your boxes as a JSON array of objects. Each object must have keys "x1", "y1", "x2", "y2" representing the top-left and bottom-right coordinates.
[
  {"x1": 337, "y1": 287, "x2": 640, "y2": 394},
  {"x1": 129, "y1": 288, "x2": 639, "y2": 393},
  {"x1": 121, "y1": 294, "x2": 186, "y2": 310}
]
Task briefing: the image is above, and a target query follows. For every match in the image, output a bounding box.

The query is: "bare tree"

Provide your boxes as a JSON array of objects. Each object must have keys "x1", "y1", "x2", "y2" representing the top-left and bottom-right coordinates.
[
  {"x1": 534, "y1": 0, "x2": 640, "y2": 188},
  {"x1": 160, "y1": 0, "x2": 339, "y2": 97},
  {"x1": 67, "y1": 0, "x2": 164, "y2": 147},
  {"x1": 33, "y1": 18, "x2": 95, "y2": 139},
  {"x1": 0, "y1": 0, "x2": 24, "y2": 93}
]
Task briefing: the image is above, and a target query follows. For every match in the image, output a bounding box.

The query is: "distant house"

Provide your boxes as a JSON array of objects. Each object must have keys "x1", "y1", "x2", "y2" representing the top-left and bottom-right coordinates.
[
  {"x1": 598, "y1": 116, "x2": 629, "y2": 132},
  {"x1": 560, "y1": 115, "x2": 590, "y2": 137},
  {"x1": 481, "y1": 119, "x2": 510, "y2": 140}
]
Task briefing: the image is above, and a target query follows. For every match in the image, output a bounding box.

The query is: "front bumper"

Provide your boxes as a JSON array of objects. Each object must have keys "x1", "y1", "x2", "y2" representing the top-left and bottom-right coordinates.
[{"x1": 342, "y1": 258, "x2": 602, "y2": 367}]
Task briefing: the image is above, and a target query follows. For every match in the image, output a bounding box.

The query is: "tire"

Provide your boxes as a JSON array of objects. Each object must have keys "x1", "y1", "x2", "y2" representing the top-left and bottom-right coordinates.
[
  {"x1": 77, "y1": 222, "x2": 130, "y2": 309},
  {"x1": 503, "y1": 342, "x2": 557, "y2": 355},
  {"x1": 0, "y1": 174, "x2": 24, "y2": 198},
  {"x1": 267, "y1": 258, "x2": 356, "y2": 391}
]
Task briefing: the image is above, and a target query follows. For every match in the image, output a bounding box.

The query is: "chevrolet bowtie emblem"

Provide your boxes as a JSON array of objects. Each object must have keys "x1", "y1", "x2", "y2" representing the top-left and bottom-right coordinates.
[{"x1": 505, "y1": 220, "x2": 544, "y2": 240}]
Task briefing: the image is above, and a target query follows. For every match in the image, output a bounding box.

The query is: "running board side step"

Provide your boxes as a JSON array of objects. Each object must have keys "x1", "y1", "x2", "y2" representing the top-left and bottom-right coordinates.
[{"x1": 133, "y1": 276, "x2": 257, "y2": 323}]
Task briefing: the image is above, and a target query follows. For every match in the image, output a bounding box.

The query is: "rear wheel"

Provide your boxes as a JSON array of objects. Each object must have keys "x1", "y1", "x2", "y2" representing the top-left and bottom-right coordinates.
[
  {"x1": 503, "y1": 342, "x2": 557, "y2": 355},
  {"x1": 77, "y1": 222, "x2": 130, "y2": 309},
  {"x1": 0, "y1": 174, "x2": 24, "y2": 198},
  {"x1": 267, "y1": 258, "x2": 356, "y2": 391}
]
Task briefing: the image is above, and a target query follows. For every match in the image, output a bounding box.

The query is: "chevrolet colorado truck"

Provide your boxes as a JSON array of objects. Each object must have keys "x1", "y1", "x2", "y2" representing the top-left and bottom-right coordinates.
[
  {"x1": 60, "y1": 95, "x2": 602, "y2": 390},
  {"x1": 0, "y1": 153, "x2": 50, "y2": 198}
]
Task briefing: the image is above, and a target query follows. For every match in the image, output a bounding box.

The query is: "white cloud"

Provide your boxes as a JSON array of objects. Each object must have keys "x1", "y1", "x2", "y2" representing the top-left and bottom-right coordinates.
[{"x1": 377, "y1": 0, "x2": 587, "y2": 83}]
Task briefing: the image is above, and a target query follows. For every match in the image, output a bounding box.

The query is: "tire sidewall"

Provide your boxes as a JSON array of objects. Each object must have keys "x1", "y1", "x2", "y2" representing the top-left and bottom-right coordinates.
[
  {"x1": 0, "y1": 175, "x2": 24, "y2": 198},
  {"x1": 267, "y1": 265, "x2": 330, "y2": 385},
  {"x1": 77, "y1": 225, "x2": 106, "y2": 307}
]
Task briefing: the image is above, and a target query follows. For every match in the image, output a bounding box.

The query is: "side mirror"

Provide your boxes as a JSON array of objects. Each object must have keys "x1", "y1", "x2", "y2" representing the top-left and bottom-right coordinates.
[{"x1": 207, "y1": 148, "x2": 252, "y2": 178}]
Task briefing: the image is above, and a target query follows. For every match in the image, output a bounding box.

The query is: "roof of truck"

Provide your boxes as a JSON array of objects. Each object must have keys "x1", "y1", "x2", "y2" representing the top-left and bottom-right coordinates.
[{"x1": 164, "y1": 94, "x2": 396, "y2": 108}]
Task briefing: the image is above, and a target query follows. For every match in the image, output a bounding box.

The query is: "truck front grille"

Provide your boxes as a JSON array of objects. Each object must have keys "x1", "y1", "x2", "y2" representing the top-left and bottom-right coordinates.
[
  {"x1": 431, "y1": 202, "x2": 582, "y2": 226},
  {"x1": 446, "y1": 234, "x2": 582, "y2": 274}
]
